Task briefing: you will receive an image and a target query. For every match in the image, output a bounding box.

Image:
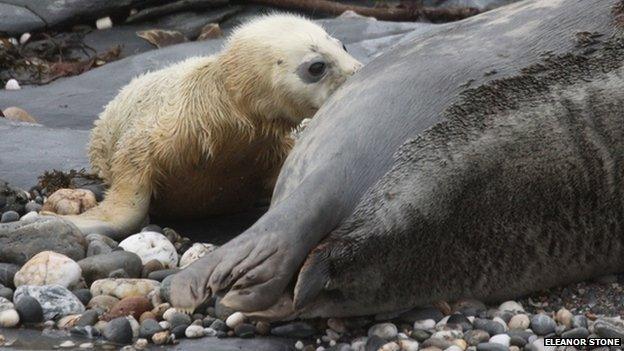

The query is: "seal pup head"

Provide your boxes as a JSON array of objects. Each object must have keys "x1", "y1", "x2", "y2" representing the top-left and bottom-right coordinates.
[{"x1": 219, "y1": 13, "x2": 363, "y2": 125}]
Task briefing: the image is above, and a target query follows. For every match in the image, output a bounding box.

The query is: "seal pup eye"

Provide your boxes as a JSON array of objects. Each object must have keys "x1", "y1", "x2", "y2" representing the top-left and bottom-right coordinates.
[
  {"x1": 308, "y1": 61, "x2": 326, "y2": 77},
  {"x1": 342, "y1": 44, "x2": 348, "y2": 52}
]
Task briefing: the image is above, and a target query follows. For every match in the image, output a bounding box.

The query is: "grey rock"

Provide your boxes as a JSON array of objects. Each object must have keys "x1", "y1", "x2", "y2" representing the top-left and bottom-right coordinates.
[
  {"x1": 76, "y1": 309, "x2": 99, "y2": 326},
  {"x1": 14, "y1": 284, "x2": 85, "y2": 320},
  {"x1": 572, "y1": 315, "x2": 588, "y2": 329},
  {"x1": 0, "y1": 263, "x2": 19, "y2": 288},
  {"x1": 108, "y1": 268, "x2": 129, "y2": 279},
  {"x1": 141, "y1": 225, "x2": 162, "y2": 233},
  {"x1": 169, "y1": 312, "x2": 192, "y2": 329},
  {"x1": 84, "y1": 233, "x2": 118, "y2": 248},
  {"x1": 509, "y1": 335, "x2": 526, "y2": 347},
  {"x1": 410, "y1": 329, "x2": 431, "y2": 342},
  {"x1": 0, "y1": 285, "x2": 14, "y2": 301},
  {"x1": 210, "y1": 319, "x2": 227, "y2": 332},
  {"x1": 594, "y1": 320, "x2": 624, "y2": 339},
  {"x1": 271, "y1": 321, "x2": 316, "y2": 338},
  {"x1": 0, "y1": 180, "x2": 28, "y2": 214},
  {"x1": 0, "y1": 3, "x2": 45, "y2": 34},
  {"x1": 78, "y1": 251, "x2": 142, "y2": 284},
  {"x1": 422, "y1": 337, "x2": 453, "y2": 349},
  {"x1": 562, "y1": 327, "x2": 590, "y2": 339},
  {"x1": 14, "y1": 295, "x2": 43, "y2": 323},
  {"x1": 71, "y1": 325, "x2": 100, "y2": 339},
  {"x1": 72, "y1": 289, "x2": 92, "y2": 306},
  {"x1": 530, "y1": 314, "x2": 556, "y2": 336},
  {"x1": 87, "y1": 240, "x2": 113, "y2": 256},
  {"x1": 477, "y1": 342, "x2": 508, "y2": 351},
  {"x1": 139, "y1": 318, "x2": 162, "y2": 339},
  {"x1": 0, "y1": 217, "x2": 86, "y2": 265},
  {"x1": 365, "y1": 335, "x2": 386, "y2": 351},
  {"x1": 147, "y1": 268, "x2": 179, "y2": 282},
  {"x1": 473, "y1": 318, "x2": 505, "y2": 336},
  {"x1": 448, "y1": 313, "x2": 473, "y2": 331},
  {"x1": 24, "y1": 201, "x2": 42, "y2": 213},
  {"x1": 103, "y1": 316, "x2": 133, "y2": 344},
  {"x1": 465, "y1": 329, "x2": 491, "y2": 346},
  {"x1": 171, "y1": 324, "x2": 188, "y2": 338},
  {"x1": 1, "y1": 211, "x2": 19, "y2": 223}
]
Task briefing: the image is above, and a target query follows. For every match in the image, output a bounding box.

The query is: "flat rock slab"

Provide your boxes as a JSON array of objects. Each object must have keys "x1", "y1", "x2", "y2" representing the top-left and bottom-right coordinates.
[
  {"x1": 0, "y1": 3, "x2": 44, "y2": 34},
  {"x1": 0, "y1": 120, "x2": 90, "y2": 189},
  {"x1": 0, "y1": 216, "x2": 86, "y2": 265}
]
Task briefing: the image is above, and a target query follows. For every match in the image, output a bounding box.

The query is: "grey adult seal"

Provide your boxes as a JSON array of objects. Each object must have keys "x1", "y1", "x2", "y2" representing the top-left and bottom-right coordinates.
[{"x1": 168, "y1": 0, "x2": 624, "y2": 318}]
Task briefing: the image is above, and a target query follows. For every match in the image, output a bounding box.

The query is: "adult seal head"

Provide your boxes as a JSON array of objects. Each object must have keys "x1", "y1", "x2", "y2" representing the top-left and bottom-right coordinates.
[
  {"x1": 168, "y1": 0, "x2": 624, "y2": 318},
  {"x1": 52, "y1": 14, "x2": 362, "y2": 239}
]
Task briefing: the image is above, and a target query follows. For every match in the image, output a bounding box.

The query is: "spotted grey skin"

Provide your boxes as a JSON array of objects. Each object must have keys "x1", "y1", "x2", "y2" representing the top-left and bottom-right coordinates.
[{"x1": 169, "y1": 0, "x2": 624, "y2": 318}]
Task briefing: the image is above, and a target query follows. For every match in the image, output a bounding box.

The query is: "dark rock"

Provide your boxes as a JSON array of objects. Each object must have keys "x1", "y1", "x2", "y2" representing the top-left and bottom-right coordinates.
[
  {"x1": 171, "y1": 324, "x2": 188, "y2": 338},
  {"x1": 0, "y1": 263, "x2": 19, "y2": 288},
  {"x1": 399, "y1": 306, "x2": 444, "y2": 323},
  {"x1": 0, "y1": 181, "x2": 28, "y2": 214},
  {"x1": 1, "y1": 211, "x2": 19, "y2": 223},
  {"x1": 72, "y1": 289, "x2": 92, "y2": 306},
  {"x1": 87, "y1": 240, "x2": 112, "y2": 256},
  {"x1": 209, "y1": 319, "x2": 227, "y2": 332},
  {"x1": 139, "y1": 318, "x2": 163, "y2": 339},
  {"x1": 572, "y1": 315, "x2": 588, "y2": 329},
  {"x1": 214, "y1": 295, "x2": 235, "y2": 320},
  {"x1": 202, "y1": 316, "x2": 216, "y2": 328},
  {"x1": 71, "y1": 325, "x2": 100, "y2": 339},
  {"x1": 477, "y1": 342, "x2": 508, "y2": 351},
  {"x1": 142, "y1": 260, "x2": 164, "y2": 278},
  {"x1": 108, "y1": 268, "x2": 129, "y2": 279},
  {"x1": 77, "y1": 309, "x2": 100, "y2": 326},
  {"x1": 271, "y1": 321, "x2": 316, "y2": 338},
  {"x1": 0, "y1": 217, "x2": 86, "y2": 265},
  {"x1": 147, "y1": 268, "x2": 179, "y2": 282},
  {"x1": 365, "y1": 335, "x2": 386, "y2": 351},
  {"x1": 530, "y1": 314, "x2": 556, "y2": 335},
  {"x1": 103, "y1": 317, "x2": 133, "y2": 344},
  {"x1": 78, "y1": 251, "x2": 142, "y2": 284},
  {"x1": 594, "y1": 320, "x2": 624, "y2": 339},
  {"x1": 234, "y1": 323, "x2": 255, "y2": 338},
  {"x1": 0, "y1": 3, "x2": 45, "y2": 34},
  {"x1": 562, "y1": 327, "x2": 590, "y2": 339},
  {"x1": 14, "y1": 284, "x2": 85, "y2": 320},
  {"x1": 142, "y1": 225, "x2": 163, "y2": 233},
  {"x1": 191, "y1": 313, "x2": 203, "y2": 321},
  {"x1": 0, "y1": 285, "x2": 13, "y2": 301},
  {"x1": 510, "y1": 335, "x2": 527, "y2": 347},
  {"x1": 84, "y1": 233, "x2": 118, "y2": 248},
  {"x1": 14, "y1": 295, "x2": 43, "y2": 323},
  {"x1": 448, "y1": 313, "x2": 473, "y2": 331},
  {"x1": 169, "y1": 312, "x2": 192, "y2": 329},
  {"x1": 506, "y1": 330, "x2": 533, "y2": 343},
  {"x1": 410, "y1": 329, "x2": 431, "y2": 342},
  {"x1": 473, "y1": 318, "x2": 505, "y2": 336},
  {"x1": 465, "y1": 329, "x2": 491, "y2": 346}
]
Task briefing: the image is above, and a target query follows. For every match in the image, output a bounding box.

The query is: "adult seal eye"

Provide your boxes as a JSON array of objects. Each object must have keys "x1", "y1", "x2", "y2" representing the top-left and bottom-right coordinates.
[
  {"x1": 342, "y1": 44, "x2": 348, "y2": 52},
  {"x1": 308, "y1": 62, "x2": 326, "y2": 77}
]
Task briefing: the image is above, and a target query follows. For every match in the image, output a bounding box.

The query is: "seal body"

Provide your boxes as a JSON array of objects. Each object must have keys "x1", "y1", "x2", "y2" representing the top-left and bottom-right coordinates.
[
  {"x1": 168, "y1": 0, "x2": 624, "y2": 318},
  {"x1": 62, "y1": 14, "x2": 362, "y2": 237}
]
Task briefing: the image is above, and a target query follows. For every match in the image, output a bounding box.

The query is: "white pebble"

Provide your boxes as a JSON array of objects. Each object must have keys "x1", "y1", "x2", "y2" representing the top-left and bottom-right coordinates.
[
  {"x1": 295, "y1": 340, "x2": 304, "y2": 350},
  {"x1": 490, "y1": 333, "x2": 511, "y2": 347},
  {"x1": 316, "y1": 347, "x2": 326, "y2": 351},
  {"x1": 493, "y1": 317, "x2": 508, "y2": 331},
  {"x1": 59, "y1": 340, "x2": 75, "y2": 348},
  {"x1": 380, "y1": 342, "x2": 400, "y2": 351},
  {"x1": 413, "y1": 319, "x2": 436, "y2": 330},
  {"x1": 368, "y1": 322, "x2": 398, "y2": 340},
  {"x1": 79, "y1": 343, "x2": 94, "y2": 349},
  {"x1": 185, "y1": 324, "x2": 205, "y2": 338},
  {"x1": 398, "y1": 339, "x2": 419, "y2": 351},
  {"x1": 445, "y1": 346, "x2": 463, "y2": 351},
  {"x1": 326, "y1": 328, "x2": 340, "y2": 340},
  {"x1": 159, "y1": 321, "x2": 170, "y2": 330},
  {"x1": 19, "y1": 33, "x2": 30, "y2": 44},
  {"x1": 499, "y1": 300, "x2": 524, "y2": 312},
  {"x1": 329, "y1": 340, "x2": 336, "y2": 347},
  {"x1": 203, "y1": 327, "x2": 217, "y2": 337},
  {"x1": 95, "y1": 16, "x2": 113, "y2": 30},
  {"x1": 0, "y1": 309, "x2": 19, "y2": 327},
  {"x1": 119, "y1": 232, "x2": 178, "y2": 268},
  {"x1": 134, "y1": 339, "x2": 148, "y2": 349},
  {"x1": 436, "y1": 315, "x2": 450, "y2": 327},
  {"x1": 8, "y1": 38, "x2": 18, "y2": 46},
  {"x1": 5, "y1": 79, "x2": 20, "y2": 90},
  {"x1": 225, "y1": 312, "x2": 245, "y2": 329}
]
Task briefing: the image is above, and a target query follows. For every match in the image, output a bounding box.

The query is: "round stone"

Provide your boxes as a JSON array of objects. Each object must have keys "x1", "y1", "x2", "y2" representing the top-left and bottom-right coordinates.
[
  {"x1": 107, "y1": 296, "x2": 152, "y2": 320},
  {"x1": 76, "y1": 310, "x2": 99, "y2": 327},
  {"x1": 271, "y1": 321, "x2": 316, "y2": 338},
  {"x1": 72, "y1": 289, "x2": 92, "y2": 306},
  {"x1": 464, "y1": 329, "x2": 490, "y2": 346},
  {"x1": 0, "y1": 308, "x2": 19, "y2": 327},
  {"x1": 234, "y1": 323, "x2": 255, "y2": 338},
  {"x1": 489, "y1": 334, "x2": 510, "y2": 347},
  {"x1": 476, "y1": 342, "x2": 507, "y2": 351},
  {"x1": 225, "y1": 311, "x2": 245, "y2": 329},
  {"x1": 185, "y1": 324, "x2": 205, "y2": 338},
  {"x1": 368, "y1": 323, "x2": 398, "y2": 340},
  {"x1": 14, "y1": 285, "x2": 85, "y2": 320},
  {"x1": 498, "y1": 301, "x2": 524, "y2": 313},
  {"x1": 508, "y1": 314, "x2": 530, "y2": 330},
  {"x1": 555, "y1": 308, "x2": 573, "y2": 328},
  {"x1": 103, "y1": 317, "x2": 133, "y2": 344},
  {"x1": 1, "y1": 211, "x2": 19, "y2": 223},
  {"x1": 139, "y1": 318, "x2": 163, "y2": 339},
  {"x1": 530, "y1": 314, "x2": 556, "y2": 335},
  {"x1": 179, "y1": 243, "x2": 216, "y2": 268},
  {"x1": 473, "y1": 318, "x2": 505, "y2": 336},
  {"x1": 14, "y1": 251, "x2": 82, "y2": 288},
  {"x1": 413, "y1": 319, "x2": 436, "y2": 330},
  {"x1": 119, "y1": 232, "x2": 178, "y2": 268},
  {"x1": 14, "y1": 295, "x2": 43, "y2": 323}
]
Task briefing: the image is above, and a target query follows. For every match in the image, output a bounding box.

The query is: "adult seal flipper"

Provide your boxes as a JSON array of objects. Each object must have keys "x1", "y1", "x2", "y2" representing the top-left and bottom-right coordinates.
[{"x1": 168, "y1": 0, "x2": 624, "y2": 316}]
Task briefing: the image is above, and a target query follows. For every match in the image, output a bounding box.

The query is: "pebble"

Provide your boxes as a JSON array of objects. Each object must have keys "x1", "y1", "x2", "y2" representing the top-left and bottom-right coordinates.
[
  {"x1": 594, "y1": 320, "x2": 624, "y2": 339},
  {"x1": 41, "y1": 188, "x2": 97, "y2": 215},
  {"x1": 107, "y1": 296, "x2": 152, "y2": 320},
  {"x1": 79, "y1": 251, "x2": 142, "y2": 284},
  {"x1": 572, "y1": 315, "x2": 587, "y2": 329},
  {"x1": 171, "y1": 324, "x2": 187, "y2": 338},
  {"x1": 184, "y1": 324, "x2": 205, "y2": 338},
  {"x1": 72, "y1": 289, "x2": 92, "y2": 306},
  {"x1": 159, "y1": 321, "x2": 170, "y2": 330},
  {"x1": 86, "y1": 240, "x2": 112, "y2": 257},
  {"x1": 473, "y1": 318, "x2": 505, "y2": 336},
  {"x1": 0, "y1": 211, "x2": 19, "y2": 223},
  {"x1": 414, "y1": 319, "x2": 436, "y2": 330},
  {"x1": 20, "y1": 211, "x2": 39, "y2": 221},
  {"x1": 368, "y1": 322, "x2": 398, "y2": 340},
  {"x1": 24, "y1": 201, "x2": 41, "y2": 213},
  {"x1": 134, "y1": 338, "x2": 148, "y2": 350},
  {"x1": 167, "y1": 311, "x2": 191, "y2": 329},
  {"x1": 57, "y1": 314, "x2": 81, "y2": 329},
  {"x1": 179, "y1": 243, "x2": 216, "y2": 268},
  {"x1": 147, "y1": 269, "x2": 179, "y2": 282},
  {"x1": 204, "y1": 327, "x2": 218, "y2": 337},
  {"x1": 448, "y1": 313, "x2": 472, "y2": 331},
  {"x1": 0, "y1": 307, "x2": 19, "y2": 327},
  {"x1": 555, "y1": 308, "x2": 573, "y2": 328},
  {"x1": 234, "y1": 323, "x2": 255, "y2": 338},
  {"x1": 139, "y1": 311, "x2": 156, "y2": 323},
  {"x1": 119, "y1": 232, "x2": 179, "y2": 268},
  {"x1": 14, "y1": 251, "x2": 82, "y2": 288},
  {"x1": 14, "y1": 285, "x2": 85, "y2": 320},
  {"x1": 380, "y1": 342, "x2": 400, "y2": 351},
  {"x1": 4, "y1": 79, "x2": 20, "y2": 90},
  {"x1": 271, "y1": 321, "x2": 316, "y2": 338},
  {"x1": 141, "y1": 260, "x2": 164, "y2": 278},
  {"x1": 327, "y1": 318, "x2": 346, "y2": 333},
  {"x1": 489, "y1": 334, "x2": 510, "y2": 347},
  {"x1": 127, "y1": 316, "x2": 140, "y2": 339},
  {"x1": 476, "y1": 342, "x2": 507, "y2": 351},
  {"x1": 464, "y1": 329, "x2": 490, "y2": 346},
  {"x1": 96, "y1": 16, "x2": 113, "y2": 30},
  {"x1": 0, "y1": 286, "x2": 12, "y2": 301},
  {"x1": 139, "y1": 318, "x2": 162, "y2": 339},
  {"x1": 295, "y1": 340, "x2": 304, "y2": 350},
  {"x1": 225, "y1": 311, "x2": 245, "y2": 329},
  {"x1": 0, "y1": 263, "x2": 19, "y2": 288},
  {"x1": 561, "y1": 327, "x2": 589, "y2": 338},
  {"x1": 87, "y1": 295, "x2": 119, "y2": 312},
  {"x1": 90, "y1": 278, "x2": 160, "y2": 299},
  {"x1": 103, "y1": 317, "x2": 133, "y2": 344},
  {"x1": 411, "y1": 328, "x2": 432, "y2": 342},
  {"x1": 59, "y1": 340, "x2": 75, "y2": 348},
  {"x1": 14, "y1": 295, "x2": 43, "y2": 323},
  {"x1": 79, "y1": 342, "x2": 94, "y2": 349},
  {"x1": 152, "y1": 330, "x2": 170, "y2": 345},
  {"x1": 398, "y1": 339, "x2": 420, "y2": 351},
  {"x1": 498, "y1": 301, "x2": 524, "y2": 313},
  {"x1": 507, "y1": 314, "x2": 530, "y2": 330},
  {"x1": 76, "y1": 309, "x2": 99, "y2": 327},
  {"x1": 530, "y1": 314, "x2": 556, "y2": 335},
  {"x1": 85, "y1": 234, "x2": 118, "y2": 249}
]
